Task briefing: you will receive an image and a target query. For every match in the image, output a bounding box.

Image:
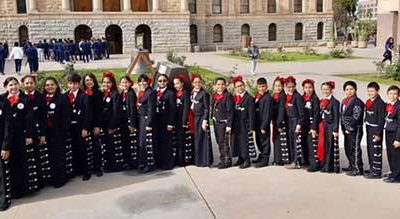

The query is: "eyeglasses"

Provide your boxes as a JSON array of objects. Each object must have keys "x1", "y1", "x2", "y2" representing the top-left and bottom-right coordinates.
[{"x1": 158, "y1": 80, "x2": 167, "y2": 83}]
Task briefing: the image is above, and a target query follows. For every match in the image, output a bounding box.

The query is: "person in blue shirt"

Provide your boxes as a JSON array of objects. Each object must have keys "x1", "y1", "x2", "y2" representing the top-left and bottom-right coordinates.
[
  {"x1": 26, "y1": 43, "x2": 39, "y2": 74},
  {"x1": 43, "y1": 39, "x2": 50, "y2": 61},
  {"x1": 382, "y1": 37, "x2": 394, "y2": 64},
  {"x1": 80, "y1": 40, "x2": 91, "y2": 63},
  {"x1": 0, "y1": 43, "x2": 7, "y2": 75}
]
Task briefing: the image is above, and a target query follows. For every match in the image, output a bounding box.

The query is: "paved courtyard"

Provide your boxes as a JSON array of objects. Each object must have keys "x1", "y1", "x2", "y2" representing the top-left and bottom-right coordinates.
[{"x1": 1, "y1": 46, "x2": 400, "y2": 219}]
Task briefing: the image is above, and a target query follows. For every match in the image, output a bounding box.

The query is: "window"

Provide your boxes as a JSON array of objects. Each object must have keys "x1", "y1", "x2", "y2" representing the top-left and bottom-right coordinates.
[
  {"x1": 316, "y1": 0, "x2": 323, "y2": 12},
  {"x1": 189, "y1": 0, "x2": 197, "y2": 14},
  {"x1": 294, "y1": 0, "x2": 302, "y2": 13},
  {"x1": 16, "y1": 0, "x2": 27, "y2": 14},
  {"x1": 240, "y1": 0, "x2": 250, "y2": 14},
  {"x1": 241, "y1": 24, "x2": 250, "y2": 36},
  {"x1": 295, "y1": 23, "x2": 303, "y2": 40},
  {"x1": 268, "y1": 23, "x2": 277, "y2": 41},
  {"x1": 317, "y1": 22, "x2": 324, "y2": 40},
  {"x1": 212, "y1": 0, "x2": 222, "y2": 14},
  {"x1": 213, "y1": 24, "x2": 223, "y2": 43},
  {"x1": 267, "y1": 0, "x2": 276, "y2": 13},
  {"x1": 190, "y1": 24, "x2": 198, "y2": 44}
]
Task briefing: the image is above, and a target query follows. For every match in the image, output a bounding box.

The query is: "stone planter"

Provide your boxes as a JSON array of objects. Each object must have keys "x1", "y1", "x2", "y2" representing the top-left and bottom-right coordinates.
[
  {"x1": 351, "y1": 41, "x2": 358, "y2": 48},
  {"x1": 358, "y1": 41, "x2": 367, "y2": 48},
  {"x1": 327, "y1": 41, "x2": 335, "y2": 48}
]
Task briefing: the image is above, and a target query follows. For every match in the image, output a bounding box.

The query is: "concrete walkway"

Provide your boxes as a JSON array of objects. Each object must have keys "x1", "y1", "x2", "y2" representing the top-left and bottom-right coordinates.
[{"x1": 1, "y1": 46, "x2": 400, "y2": 219}]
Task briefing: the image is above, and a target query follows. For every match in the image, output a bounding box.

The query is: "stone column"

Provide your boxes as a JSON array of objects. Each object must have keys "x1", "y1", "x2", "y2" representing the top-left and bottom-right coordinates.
[
  {"x1": 309, "y1": 0, "x2": 316, "y2": 12},
  {"x1": 153, "y1": 0, "x2": 161, "y2": 12},
  {"x1": 61, "y1": 0, "x2": 71, "y2": 12},
  {"x1": 28, "y1": 0, "x2": 38, "y2": 13},
  {"x1": 123, "y1": 0, "x2": 132, "y2": 12},
  {"x1": 181, "y1": 0, "x2": 189, "y2": 12},
  {"x1": 93, "y1": 0, "x2": 103, "y2": 12},
  {"x1": 279, "y1": 0, "x2": 291, "y2": 13},
  {"x1": 326, "y1": 0, "x2": 333, "y2": 12},
  {"x1": 228, "y1": 0, "x2": 236, "y2": 15}
]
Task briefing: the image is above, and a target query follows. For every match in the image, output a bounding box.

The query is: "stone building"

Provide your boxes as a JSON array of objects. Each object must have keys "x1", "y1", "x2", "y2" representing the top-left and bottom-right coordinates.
[
  {"x1": 357, "y1": 0, "x2": 377, "y2": 21},
  {"x1": 377, "y1": 0, "x2": 400, "y2": 48},
  {"x1": 0, "y1": 0, "x2": 334, "y2": 53}
]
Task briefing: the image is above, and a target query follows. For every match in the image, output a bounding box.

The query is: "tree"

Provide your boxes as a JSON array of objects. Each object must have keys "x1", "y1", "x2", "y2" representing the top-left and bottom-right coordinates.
[{"x1": 333, "y1": 0, "x2": 358, "y2": 38}]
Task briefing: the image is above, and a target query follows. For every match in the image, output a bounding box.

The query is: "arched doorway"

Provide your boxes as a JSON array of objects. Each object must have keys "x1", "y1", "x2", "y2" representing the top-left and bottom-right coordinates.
[
  {"x1": 18, "y1": 25, "x2": 29, "y2": 45},
  {"x1": 135, "y1": 24, "x2": 152, "y2": 53},
  {"x1": 106, "y1": 25, "x2": 123, "y2": 54},
  {"x1": 74, "y1": 25, "x2": 93, "y2": 42}
]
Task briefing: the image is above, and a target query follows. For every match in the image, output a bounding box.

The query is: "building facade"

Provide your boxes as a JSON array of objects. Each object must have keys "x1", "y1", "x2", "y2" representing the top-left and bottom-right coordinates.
[
  {"x1": 0, "y1": 0, "x2": 334, "y2": 53},
  {"x1": 377, "y1": 0, "x2": 400, "y2": 48},
  {"x1": 357, "y1": 0, "x2": 377, "y2": 21}
]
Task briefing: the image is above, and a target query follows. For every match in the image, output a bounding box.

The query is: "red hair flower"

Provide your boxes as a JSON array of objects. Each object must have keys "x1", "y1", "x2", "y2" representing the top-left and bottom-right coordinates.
[
  {"x1": 302, "y1": 79, "x2": 315, "y2": 87},
  {"x1": 323, "y1": 81, "x2": 336, "y2": 89},
  {"x1": 103, "y1": 71, "x2": 115, "y2": 79},
  {"x1": 176, "y1": 74, "x2": 186, "y2": 83},
  {"x1": 284, "y1": 76, "x2": 296, "y2": 85},
  {"x1": 191, "y1": 73, "x2": 202, "y2": 83},
  {"x1": 274, "y1": 76, "x2": 285, "y2": 85},
  {"x1": 231, "y1": 75, "x2": 244, "y2": 85}
]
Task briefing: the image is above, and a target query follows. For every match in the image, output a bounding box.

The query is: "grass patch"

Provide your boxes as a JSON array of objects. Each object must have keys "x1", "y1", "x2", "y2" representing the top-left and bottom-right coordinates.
[{"x1": 334, "y1": 73, "x2": 399, "y2": 85}]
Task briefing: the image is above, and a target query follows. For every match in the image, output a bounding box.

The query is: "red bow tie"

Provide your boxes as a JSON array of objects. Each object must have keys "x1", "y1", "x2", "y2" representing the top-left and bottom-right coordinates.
[
  {"x1": 255, "y1": 93, "x2": 264, "y2": 101},
  {"x1": 8, "y1": 95, "x2": 19, "y2": 105},
  {"x1": 286, "y1": 94, "x2": 293, "y2": 108},
  {"x1": 386, "y1": 103, "x2": 396, "y2": 114},
  {"x1": 85, "y1": 88, "x2": 93, "y2": 96},
  {"x1": 122, "y1": 92, "x2": 129, "y2": 100},
  {"x1": 176, "y1": 90, "x2": 184, "y2": 98},
  {"x1": 157, "y1": 90, "x2": 164, "y2": 98},
  {"x1": 68, "y1": 92, "x2": 76, "y2": 103},
  {"x1": 104, "y1": 90, "x2": 111, "y2": 98},
  {"x1": 366, "y1": 99, "x2": 374, "y2": 110},
  {"x1": 273, "y1": 93, "x2": 280, "y2": 102},
  {"x1": 233, "y1": 95, "x2": 243, "y2": 104},
  {"x1": 343, "y1": 96, "x2": 353, "y2": 106},
  {"x1": 28, "y1": 93, "x2": 35, "y2": 100},
  {"x1": 213, "y1": 93, "x2": 224, "y2": 102},
  {"x1": 303, "y1": 95, "x2": 311, "y2": 103},
  {"x1": 46, "y1": 95, "x2": 53, "y2": 105},
  {"x1": 320, "y1": 98, "x2": 330, "y2": 109}
]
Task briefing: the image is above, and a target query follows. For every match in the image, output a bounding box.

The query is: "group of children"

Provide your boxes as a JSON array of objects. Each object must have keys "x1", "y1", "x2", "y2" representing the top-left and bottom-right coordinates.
[{"x1": 0, "y1": 72, "x2": 399, "y2": 211}]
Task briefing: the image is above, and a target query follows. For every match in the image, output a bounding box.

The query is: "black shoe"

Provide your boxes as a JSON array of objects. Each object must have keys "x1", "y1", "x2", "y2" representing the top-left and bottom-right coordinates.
[
  {"x1": 307, "y1": 166, "x2": 320, "y2": 172},
  {"x1": 364, "y1": 173, "x2": 381, "y2": 179},
  {"x1": 139, "y1": 166, "x2": 155, "y2": 173},
  {"x1": 383, "y1": 177, "x2": 400, "y2": 183},
  {"x1": 252, "y1": 157, "x2": 262, "y2": 164},
  {"x1": 234, "y1": 159, "x2": 244, "y2": 167},
  {"x1": 95, "y1": 170, "x2": 103, "y2": 177},
  {"x1": 342, "y1": 166, "x2": 352, "y2": 172},
  {"x1": 0, "y1": 204, "x2": 10, "y2": 212},
  {"x1": 239, "y1": 160, "x2": 251, "y2": 169},
  {"x1": 255, "y1": 161, "x2": 269, "y2": 168},
  {"x1": 82, "y1": 174, "x2": 91, "y2": 181},
  {"x1": 218, "y1": 162, "x2": 228, "y2": 169},
  {"x1": 346, "y1": 170, "x2": 363, "y2": 176}
]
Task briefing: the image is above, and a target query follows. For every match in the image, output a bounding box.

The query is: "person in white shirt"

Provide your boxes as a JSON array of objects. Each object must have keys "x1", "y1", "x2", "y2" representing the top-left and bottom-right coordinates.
[{"x1": 8, "y1": 42, "x2": 24, "y2": 74}]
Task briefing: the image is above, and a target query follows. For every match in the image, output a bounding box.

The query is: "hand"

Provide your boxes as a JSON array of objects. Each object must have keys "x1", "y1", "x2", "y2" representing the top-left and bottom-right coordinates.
[
  {"x1": 345, "y1": 130, "x2": 351, "y2": 135},
  {"x1": 39, "y1": 136, "x2": 46, "y2": 145},
  {"x1": 93, "y1": 127, "x2": 101, "y2": 136},
  {"x1": 1, "y1": 150, "x2": 10, "y2": 160},
  {"x1": 226, "y1": 127, "x2": 232, "y2": 133},
  {"x1": 394, "y1": 141, "x2": 400, "y2": 149},
  {"x1": 295, "y1": 125, "x2": 301, "y2": 134},
  {"x1": 146, "y1": 127, "x2": 153, "y2": 131},
  {"x1": 25, "y1": 138, "x2": 33, "y2": 145},
  {"x1": 202, "y1": 121, "x2": 208, "y2": 131},
  {"x1": 261, "y1": 129, "x2": 266, "y2": 135},
  {"x1": 82, "y1": 129, "x2": 89, "y2": 138},
  {"x1": 309, "y1": 129, "x2": 318, "y2": 138},
  {"x1": 129, "y1": 127, "x2": 137, "y2": 133},
  {"x1": 333, "y1": 132, "x2": 339, "y2": 138}
]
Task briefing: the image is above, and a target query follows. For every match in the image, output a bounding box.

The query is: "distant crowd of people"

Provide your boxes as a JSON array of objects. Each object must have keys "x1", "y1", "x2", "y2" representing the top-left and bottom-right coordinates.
[{"x1": 0, "y1": 38, "x2": 111, "y2": 75}]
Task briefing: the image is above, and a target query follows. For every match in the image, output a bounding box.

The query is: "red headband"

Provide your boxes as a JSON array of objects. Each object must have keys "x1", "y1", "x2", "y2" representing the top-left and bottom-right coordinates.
[
  {"x1": 323, "y1": 81, "x2": 335, "y2": 89},
  {"x1": 302, "y1": 79, "x2": 315, "y2": 87},
  {"x1": 191, "y1": 73, "x2": 202, "y2": 82},
  {"x1": 231, "y1": 75, "x2": 244, "y2": 85},
  {"x1": 176, "y1": 74, "x2": 186, "y2": 83},
  {"x1": 274, "y1": 76, "x2": 285, "y2": 84},
  {"x1": 284, "y1": 76, "x2": 296, "y2": 84},
  {"x1": 103, "y1": 71, "x2": 115, "y2": 79}
]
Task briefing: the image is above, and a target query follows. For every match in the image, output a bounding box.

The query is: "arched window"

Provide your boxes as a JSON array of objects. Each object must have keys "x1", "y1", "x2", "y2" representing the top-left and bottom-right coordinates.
[
  {"x1": 317, "y1": 22, "x2": 324, "y2": 40},
  {"x1": 268, "y1": 0, "x2": 276, "y2": 13},
  {"x1": 213, "y1": 24, "x2": 223, "y2": 43},
  {"x1": 190, "y1": 24, "x2": 198, "y2": 44},
  {"x1": 294, "y1": 0, "x2": 302, "y2": 13},
  {"x1": 268, "y1": 23, "x2": 277, "y2": 41},
  {"x1": 189, "y1": 0, "x2": 197, "y2": 14},
  {"x1": 241, "y1": 24, "x2": 250, "y2": 37},
  {"x1": 240, "y1": 0, "x2": 250, "y2": 14},
  {"x1": 18, "y1": 25, "x2": 29, "y2": 45},
  {"x1": 212, "y1": 0, "x2": 222, "y2": 14},
  {"x1": 16, "y1": 0, "x2": 27, "y2": 14},
  {"x1": 295, "y1": 23, "x2": 303, "y2": 40},
  {"x1": 316, "y1": 0, "x2": 323, "y2": 12}
]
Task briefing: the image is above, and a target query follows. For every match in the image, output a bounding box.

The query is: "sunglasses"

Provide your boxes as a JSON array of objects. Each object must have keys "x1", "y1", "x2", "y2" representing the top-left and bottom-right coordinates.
[{"x1": 158, "y1": 79, "x2": 167, "y2": 83}]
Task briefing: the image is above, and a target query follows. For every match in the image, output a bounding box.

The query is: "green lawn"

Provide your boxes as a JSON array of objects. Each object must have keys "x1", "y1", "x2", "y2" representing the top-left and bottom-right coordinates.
[
  {"x1": 221, "y1": 52, "x2": 363, "y2": 63},
  {"x1": 335, "y1": 73, "x2": 400, "y2": 85}
]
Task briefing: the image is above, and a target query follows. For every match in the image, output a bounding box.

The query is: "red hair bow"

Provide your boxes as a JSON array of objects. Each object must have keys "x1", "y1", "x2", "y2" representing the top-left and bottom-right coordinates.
[
  {"x1": 302, "y1": 79, "x2": 315, "y2": 87},
  {"x1": 176, "y1": 74, "x2": 186, "y2": 83},
  {"x1": 103, "y1": 71, "x2": 115, "y2": 78},
  {"x1": 191, "y1": 73, "x2": 202, "y2": 83},
  {"x1": 274, "y1": 76, "x2": 285, "y2": 84},
  {"x1": 284, "y1": 76, "x2": 296, "y2": 84},
  {"x1": 231, "y1": 75, "x2": 244, "y2": 85},
  {"x1": 324, "y1": 81, "x2": 336, "y2": 89}
]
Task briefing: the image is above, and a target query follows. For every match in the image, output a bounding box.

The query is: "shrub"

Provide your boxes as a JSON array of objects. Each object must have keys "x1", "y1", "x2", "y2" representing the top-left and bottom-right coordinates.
[
  {"x1": 166, "y1": 49, "x2": 186, "y2": 66},
  {"x1": 329, "y1": 48, "x2": 352, "y2": 58}
]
